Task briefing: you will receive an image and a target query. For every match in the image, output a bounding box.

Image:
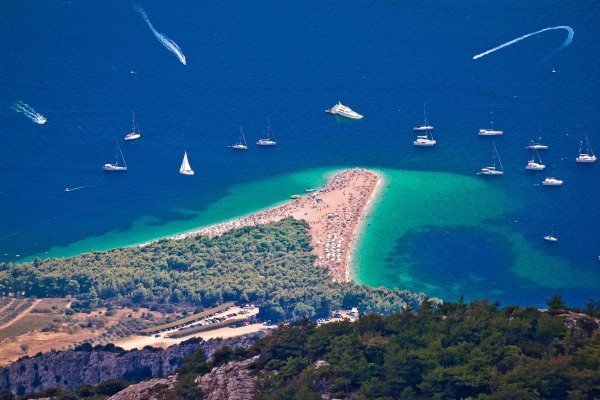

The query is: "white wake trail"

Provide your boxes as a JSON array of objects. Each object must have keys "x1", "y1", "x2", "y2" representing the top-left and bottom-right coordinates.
[
  {"x1": 11, "y1": 100, "x2": 47, "y2": 125},
  {"x1": 473, "y1": 26, "x2": 574, "y2": 60},
  {"x1": 134, "y1": 4, "x2": 187, "y2": 65}
]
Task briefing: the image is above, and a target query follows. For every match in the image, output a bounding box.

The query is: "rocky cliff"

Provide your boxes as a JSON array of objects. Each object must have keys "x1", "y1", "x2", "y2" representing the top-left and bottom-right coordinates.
[
  {"x1": 196, "y1": 356, "x2": 258, "y2": 400},
  {"x1": 0, "y1": 337, "x2": 256, "y2": 396}
]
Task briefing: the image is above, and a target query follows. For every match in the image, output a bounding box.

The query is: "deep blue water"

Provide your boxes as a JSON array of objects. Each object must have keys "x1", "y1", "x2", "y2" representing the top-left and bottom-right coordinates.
[{"x1": 1, "y1": 0, "x2": 598, "y2": 306}]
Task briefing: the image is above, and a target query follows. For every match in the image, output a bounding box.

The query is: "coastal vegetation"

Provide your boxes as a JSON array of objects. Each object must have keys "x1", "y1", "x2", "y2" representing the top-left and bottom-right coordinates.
[
  {"x1": 243, "y1": 299, "x2": 600, "y2": 399},
  {"x1": 0, "y1": 218, "x2": 422, "y2": 322}
]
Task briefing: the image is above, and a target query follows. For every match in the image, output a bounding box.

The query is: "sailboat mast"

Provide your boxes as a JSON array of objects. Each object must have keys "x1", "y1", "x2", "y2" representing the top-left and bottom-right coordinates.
[{"x1": 423, "y1": 103, "x2": 428, "y2": 126}]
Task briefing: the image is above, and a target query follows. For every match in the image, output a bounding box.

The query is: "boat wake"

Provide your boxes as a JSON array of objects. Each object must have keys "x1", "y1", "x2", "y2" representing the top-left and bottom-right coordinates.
[
  {"x1": 11, "y1": 100, "x2": 47, "y2": 124},
  {"x1": 473, "y1": 26, "x2": 574, "y2": 60},
  {"x1": 64, "y1": 185, "x2": 89, "y2": 192},
  {"x1": 134, "y1": 4, "x2": 187, "y2": 65}
]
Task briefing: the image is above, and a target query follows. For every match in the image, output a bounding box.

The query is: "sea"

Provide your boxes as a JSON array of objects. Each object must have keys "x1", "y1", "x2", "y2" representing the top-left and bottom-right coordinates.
[{"x1": 1, "y1": 0, "x2": 598, "y2": 308}]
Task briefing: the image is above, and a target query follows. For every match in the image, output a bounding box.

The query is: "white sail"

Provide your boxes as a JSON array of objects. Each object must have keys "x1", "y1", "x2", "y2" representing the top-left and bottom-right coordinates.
[{"x1": 179, "y1": 151, "x2": 194, "y2": 175}]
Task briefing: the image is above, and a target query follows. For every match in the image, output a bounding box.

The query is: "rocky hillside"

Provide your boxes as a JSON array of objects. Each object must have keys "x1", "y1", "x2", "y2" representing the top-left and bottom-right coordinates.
[{"x1": 0, "y1": 337, "x2": 256, "y2": 397}]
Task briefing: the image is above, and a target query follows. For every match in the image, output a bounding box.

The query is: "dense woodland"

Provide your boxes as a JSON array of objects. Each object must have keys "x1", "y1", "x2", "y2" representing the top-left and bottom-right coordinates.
[
  {"x1": 0, "y1": 218, "x2": 422, "y2": 321},
  {"x1": 241, "y1": 298, "x2": 600, "y2": 400}
]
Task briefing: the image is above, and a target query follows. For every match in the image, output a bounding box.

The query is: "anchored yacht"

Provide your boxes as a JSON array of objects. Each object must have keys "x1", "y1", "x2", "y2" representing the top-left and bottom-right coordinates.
[
  {"x1": 230, "y1": 127, "x2": 248, "y2": 150},
  {"x1": 414, "y1": 103, "x2": 433, "y2": 131},
  {"x1": 576, "y1": 135, "x2": 596, "y2": 163},
  {"x1": 325, "y1": 102, "x2": 364, "y2": 120},
  {"x1": 257, "y1": 121, "x2": 277, "y2": 146},
  {"x1": 542, "y1": 177, "x2": 563, "y2": 186},
  {"x1": 103, "y1": 140, "x2": 128, "y2": 171},
  {"x1": 124, "y1": 112, "x2": 141, "y2": 141},
  {"x1": 479, "y1": 105, "x2": 503, "y2": 136},
  {"x1": 478, "y1": 142, "x2": 504, "y2": 176},
  {"x1": 525, "y1": 150, "x2": 545, "y2": 171}
]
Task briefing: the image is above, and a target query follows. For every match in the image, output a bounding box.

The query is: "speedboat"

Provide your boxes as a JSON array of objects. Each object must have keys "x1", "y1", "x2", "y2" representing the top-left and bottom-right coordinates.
[
  {"x1": 325, "y1": 102, "x2": 363, "y2": 119},
  {"x1": 35, "y1": 115, "x2": 47, "y2": 125},
  {"x1": 542, "y1": 177, "x2": 563, "y2": 186}
]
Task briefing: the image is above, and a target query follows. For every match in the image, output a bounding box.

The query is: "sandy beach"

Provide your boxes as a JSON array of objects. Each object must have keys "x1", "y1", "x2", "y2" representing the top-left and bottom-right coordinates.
[{"x1": 167, "y1": 169, "x2": 382, "y2": 282}]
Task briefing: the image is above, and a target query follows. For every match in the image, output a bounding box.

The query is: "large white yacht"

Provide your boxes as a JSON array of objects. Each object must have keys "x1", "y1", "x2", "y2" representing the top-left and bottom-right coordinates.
[
  {"x1": 325, "y1": 102, "x2": 364, "y2": 120},
  {"x1": 478, "y1": 142, "x2": 504, "y2": 176},
  {"x1": 525, "y1": 150, "x2": 545, "y2": 171},
  {"x1": 257, "y1": 121, "x2": 277, "y2": 146},
  {"x1": 542, "y1": 177, "x2": 563, "y2": 186},
  {"x1": 576, "y1": 136, "x2": 596, "y2": 163}
]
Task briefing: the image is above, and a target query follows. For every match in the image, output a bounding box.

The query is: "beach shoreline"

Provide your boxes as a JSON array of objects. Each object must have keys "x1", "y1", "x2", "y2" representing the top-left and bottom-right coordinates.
[{"x1": 161, "y1": 168, "x2": 382, "y2": 282}]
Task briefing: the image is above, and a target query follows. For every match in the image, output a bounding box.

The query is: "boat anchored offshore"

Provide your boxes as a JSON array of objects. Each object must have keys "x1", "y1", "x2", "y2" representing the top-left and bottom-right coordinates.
[
  {"x1": 179, "y1": 151, "x2": 194, "y2": 175},
  {"x1": 479, "y1": 105, "x2": 503, "y2": 136},
  {"x1": 526, "y1": 136, "x2": 548, "y2": 150},
  {"x1": 525, "y1": 150, "x2": 545, "y2": 171},
  {"x1": 230, "y1": 127, "x2": 248, "y2": 150},
  {"x1": 414, "y1": 103, "x2": 433, "y2": 131},
  {"x1": 543, "y1": 177, "x2": 564, "y2": 186},
  {"x1": 478, "y1": 142, "x2": 504, "y2": 176},
  {"x1": 124, "y1": 112, "x2": 141, "y2": 141},
  {"x1": 257, "y1": 121, "x2": 277, "y2": 146},
  {"x1": 103, "y1": 140, "x2": 128, "y2": 171},
  {"x1": 576, "y1": 135, "x2": 597, "y2": 163},
  {"x1": 413, "y1": 133, "x2": 436, "y2": 146},
  {"x1": 325, "y1": 102, "x2": 364, "y2": 120}
]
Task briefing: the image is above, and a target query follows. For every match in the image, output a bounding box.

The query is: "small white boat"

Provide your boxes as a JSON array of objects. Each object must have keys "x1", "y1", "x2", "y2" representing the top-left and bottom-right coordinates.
[
  {"x1": 478, "y1": 106, "x2": 503, "y2": 136},
  {"x1": 257, "y1": 121, "x2": 277, "y2": 146},
  {"x1": 478, "y1": 142, "x2": 504, "y2": 176},
  {"x1": 103, "y1": 140, "x2": 128, "y2": 171},
  {"x1": 525, "y1": 150, "x2": 545, "y2": 171},
  {"x1": 35, "y1": 115, "x2": 47, "y2": 125},
  {"x1": 179, "y1": 151, "x2": 194, "y2": 175},
  {"x1": 414, "y1": 103, "x2": 433, "y2": 131},
  {"x1": 544, "y1": 235, "x2": 558, "y2": 242},
  {"x1": 230, "y1": 127, "x2": 248, "y2": 150},
  {"x1": 576, "y1": 135, "x2": 596, "y2": 163},
  {"x1": 542, "y1": 177, "x2": 563, "y2": 186},
  {"x1": 124, "y1": 112, "x2": 141, "y2": 141},
  {"x1": 325, "y1": 102, "x2": 364, "y2": 119}
]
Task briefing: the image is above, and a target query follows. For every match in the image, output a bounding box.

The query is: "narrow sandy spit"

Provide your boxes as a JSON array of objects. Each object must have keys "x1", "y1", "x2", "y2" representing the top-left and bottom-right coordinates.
[{"x1": 164, "y1": 168, "x2": 382, "y2": 282}]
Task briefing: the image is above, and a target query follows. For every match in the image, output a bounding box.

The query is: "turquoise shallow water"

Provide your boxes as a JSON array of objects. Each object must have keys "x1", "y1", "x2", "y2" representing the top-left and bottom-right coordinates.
[
  {"x1": 1, "y1": 1, "x2": 599, "y2": 307},
  {"x1": 354, "y1": 169, "x2": 600, "y2": 306}
]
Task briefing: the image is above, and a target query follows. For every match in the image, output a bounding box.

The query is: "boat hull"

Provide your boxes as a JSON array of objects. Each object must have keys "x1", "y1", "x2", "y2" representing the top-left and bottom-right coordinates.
[
  {"x1": 479, "y1": 130, "x2": 503, "y2": 136},
  {"x1": 124, "y1": 133, "x2": 141, "y2": 141},
  {"x1": 179, "y1": 170, "x2": 195, "y2": 176},
  {"x1": 103, "y1": 164, "x2": 127, "y2": 171},
  {"x1": 576, "y1": 156, "x2": 597, "y2": 163}
]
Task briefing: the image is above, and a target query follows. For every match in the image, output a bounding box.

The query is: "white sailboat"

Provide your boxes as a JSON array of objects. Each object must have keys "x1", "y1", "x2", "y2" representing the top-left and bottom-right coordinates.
[
  {"x1": 103, "y1": 140, "x2": 128, "y2": 171},
  {"x1": 257, "y1": 121, "x2": 277, "y2": 146},
  {"x1": 230, "y1": 127, "x2": 248, "y2": 150},
  {"x1": 124, "y1": 112, "x2": 141, "y2": 141},
  {"x1": 576, "y1": 135, "x2": 597, "y2": 163},
  {"x1": 414, "y1": 103, "x2": 433, "y2": 131},
  {"x1": 479, "y1": 106, "x2": 503, "y2": 136},
  {"x1": 179, "y1": 151, "x2": 194, "y2": 175},
  {"x1": 526, "y1": 136, "x2": 548, "y2": 150},
  {"x1": 413, "y1": 132, "x2": 436, "y2": 146},
  {"x1": 525, "y1": 149, "x2": 545, "y2": 171},
  {"x1": 478, "y1": 142, "x2": 504, "y2": 176}
]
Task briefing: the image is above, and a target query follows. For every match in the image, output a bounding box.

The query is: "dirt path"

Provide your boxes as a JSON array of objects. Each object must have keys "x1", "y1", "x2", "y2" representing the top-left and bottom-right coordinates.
[
  {"x1": 0, "y1": 299, "x2": 14, "y2": 314},
  {"x1": 0, "y1": 299, "x2": 41, "y2": 330}
]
